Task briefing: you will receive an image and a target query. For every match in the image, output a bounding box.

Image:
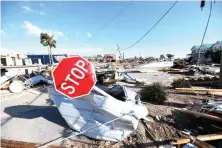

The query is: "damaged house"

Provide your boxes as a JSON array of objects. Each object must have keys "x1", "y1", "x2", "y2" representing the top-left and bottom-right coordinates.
[{"x1": 187, "y1": 41, "x2": 222, "y2": 64}]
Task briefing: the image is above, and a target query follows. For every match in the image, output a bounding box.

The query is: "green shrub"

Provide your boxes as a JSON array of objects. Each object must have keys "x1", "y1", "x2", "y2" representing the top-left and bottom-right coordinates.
[
  {"x1": 140, "y1": 82, "x2": 167, "y2": 105},
  {"x1": 171, "y1": 78, "x2": 191, "y2": 88}
]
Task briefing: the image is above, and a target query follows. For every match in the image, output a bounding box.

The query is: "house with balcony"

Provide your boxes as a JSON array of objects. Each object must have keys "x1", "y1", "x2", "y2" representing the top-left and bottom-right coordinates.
[{"x1": 187, "y1": 41, "x2": 222, "y2": 64}]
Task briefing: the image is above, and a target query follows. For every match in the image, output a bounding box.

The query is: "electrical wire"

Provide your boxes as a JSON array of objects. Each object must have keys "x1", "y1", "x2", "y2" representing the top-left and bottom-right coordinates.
[
  {"x1": 197, "y1": 0, "x2": 213, "y2": 65},
  {"x1": 120, "y1": 0, "x2": 178, "y2": 51},
  {"x1": 38, "y1": 112, "x2": 133, "y2": 148},
  {"x1": 77, "y1": 1, "x2": 133, "y2": 49}
]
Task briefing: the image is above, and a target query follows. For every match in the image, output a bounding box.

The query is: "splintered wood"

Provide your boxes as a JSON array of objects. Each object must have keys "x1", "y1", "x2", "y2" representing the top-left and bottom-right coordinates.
[
  {"x1": 171, "y1": 133, "x2": 222, "y2": 145},
  {"x1": 174, "y1": 108, "x2": 222, "y2": 122},
  {"x1": 175, "y1": 88, "x2": 222, "y2": 97}
]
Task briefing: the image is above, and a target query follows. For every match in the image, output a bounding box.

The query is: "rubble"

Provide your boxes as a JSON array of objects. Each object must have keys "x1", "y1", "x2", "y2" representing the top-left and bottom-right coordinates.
[
  {"x1": 9, "y1": 80, "x2": 25, "y2": 93},
  {"x1": 119, "y1": 72, "x2": 145, "y2": 85},
  {"x1": 1, "y1": 62, "x2": 222, "y2": 148},
  {"x1": 0, "y1": 69, "x2": 53, "y2": 95},
  {"x1": 0, "y1": 71, "x2": 16, "y2": 85},
  {"x1": 0, "y1": 80, "x2": 10, "y2": 90}
]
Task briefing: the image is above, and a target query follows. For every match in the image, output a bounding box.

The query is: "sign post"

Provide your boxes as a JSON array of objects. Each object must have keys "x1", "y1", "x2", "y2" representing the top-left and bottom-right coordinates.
[{"x1": 52, "y1": 55, "x2": 113, "y2": 99}]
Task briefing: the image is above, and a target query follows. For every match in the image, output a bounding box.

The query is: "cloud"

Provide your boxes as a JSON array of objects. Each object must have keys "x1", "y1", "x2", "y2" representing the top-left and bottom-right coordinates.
[
  {"x1": 64, "y1": 37, "x2": 69, "y2": 40},
  {"x1": 23, "y1": 21, "x2": 42, "y2": 36},
  {"x1": 40, "y1": 3, "x2": 44, "y2": 7},
  {"x1": 23, "y1": 21, "x2": 67, "y2": 40},
  {"x1": 87, "y1": 32, "x2": 92, "y2": 38},
  {"x1": 0, "y1": 30, "x2": 7, "y2": 35},
  {"x1": 21, "y1": 5, "x2": 46, "y2": 15}
]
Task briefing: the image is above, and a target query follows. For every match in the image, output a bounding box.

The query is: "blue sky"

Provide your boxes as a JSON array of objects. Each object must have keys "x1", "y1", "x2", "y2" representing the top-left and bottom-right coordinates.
[{"x1": 1, "y1": 1, "x2": 222, "y2": 58}]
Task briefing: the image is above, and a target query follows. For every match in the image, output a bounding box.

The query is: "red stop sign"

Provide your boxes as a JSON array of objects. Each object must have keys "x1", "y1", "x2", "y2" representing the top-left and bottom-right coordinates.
[{"x1": 52, "y1": 56, "x2": 97, "y2": 99}]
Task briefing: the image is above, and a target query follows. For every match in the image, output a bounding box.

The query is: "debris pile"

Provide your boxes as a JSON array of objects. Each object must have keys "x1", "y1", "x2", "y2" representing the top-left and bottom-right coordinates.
[
  {"x1": 170, "y1": 99, "x2": 222, "y2": 148},
  {"x1": 172, "y1": 75, "x2": 219, "y2": 87},
  {"x1": 0, "y1": 70, "x2": 52, "y2": 94}
]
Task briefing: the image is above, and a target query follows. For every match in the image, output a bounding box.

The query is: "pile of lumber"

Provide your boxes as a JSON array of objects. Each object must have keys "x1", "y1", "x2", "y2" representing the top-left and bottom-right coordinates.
[
  {"x1": 171, "y1": 102, "x2": 222, "y2": 148},
  {"x1": 175, "y1": 88, "x2": 222, "y2": 97},
  {"x1": 171, "y1": 133, "x2": 222, "y2": 148}
]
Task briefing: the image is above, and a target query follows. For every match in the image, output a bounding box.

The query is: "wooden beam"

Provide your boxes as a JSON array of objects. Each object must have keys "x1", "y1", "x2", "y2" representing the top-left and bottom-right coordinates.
[
  {"x1": 171, "y1": 133, "x2": 222, "y2": 145},
  {"x1": 174, "y1": 108, "x2": 222, "y2": 122},
  {"x1": 175, "y1": 88, "x2": 222, "y2": 97}
]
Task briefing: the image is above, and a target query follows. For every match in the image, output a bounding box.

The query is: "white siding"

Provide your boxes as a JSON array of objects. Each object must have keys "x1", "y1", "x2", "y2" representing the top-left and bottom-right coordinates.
[
  {"x1": 191, "y1": 46, "x2": 197, "y2": 54},
  {"x1": 211, "y1": 41, "x2": 222, "y2": 49}
]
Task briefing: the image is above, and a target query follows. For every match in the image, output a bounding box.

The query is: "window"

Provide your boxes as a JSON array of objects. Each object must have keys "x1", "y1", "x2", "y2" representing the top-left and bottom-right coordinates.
[{"x1": 1, "y1": 58, "x2": 7, "y2": 66}]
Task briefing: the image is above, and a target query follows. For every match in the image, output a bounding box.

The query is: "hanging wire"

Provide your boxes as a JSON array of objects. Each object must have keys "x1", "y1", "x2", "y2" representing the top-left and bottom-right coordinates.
[
  {"x1": 38, "y1": 111, "x2": 134, "y2": 148},
  {"x1": 77, "y1": 1, "x2": 133, "y2": 49},
  {"x1": 120, "y1": 0, "x2": 178, "y2": 51},
  {"x1": 197, "y1": 0, "x2": 213, "y2": 65}
]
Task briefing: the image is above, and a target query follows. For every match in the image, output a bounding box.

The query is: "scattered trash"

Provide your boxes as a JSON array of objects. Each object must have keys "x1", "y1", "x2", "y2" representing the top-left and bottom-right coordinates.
[
  {"x1": 119, "y1": 72, "x2": 145, "y2": 85},
  {"x1": 96, "y1": 70, "x2": 118, "y2": 85},
  {"x1": 9, "y1": 80, "x2": 25, "y2": 93},
  {"x1": 0, "y1": 71, "x2": 16, "y2": 85},
  {"x1": 24, "y1": 75, "x2": 53, "y2": 86},
  {"x1": 0, "y1": 81, "x2": 10, "y2": 90}
]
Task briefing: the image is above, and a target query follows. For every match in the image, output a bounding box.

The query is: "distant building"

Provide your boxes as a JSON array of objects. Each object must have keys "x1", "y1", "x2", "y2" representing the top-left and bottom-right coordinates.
[
  {"x1": 27, "y1": 54, "x2": 67, "y2": 65},
  {"x1": 211, "y1": 41, "x2": 222, "y2": 49},
  {"x1": 187, "y1": 41, "x2": 222, "y2": 64},
  {"x1": 103, "y1": 54, "x2": 116, "y2": 62},
  {"x1": 0, "y1": 53, "x2": 27, "y2": 66}
]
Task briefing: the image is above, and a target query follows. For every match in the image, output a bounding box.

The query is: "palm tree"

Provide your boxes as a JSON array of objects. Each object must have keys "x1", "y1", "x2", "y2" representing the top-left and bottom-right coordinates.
[
  {"x1": 40, "y1": 32, "x2": 56, "y2": 66},
  {"x1": 166, "y1": 54, "x2": 174, "y2": 61},
  {"x1": 160, "y1": 54, "x2": 165, "y2": 60}
]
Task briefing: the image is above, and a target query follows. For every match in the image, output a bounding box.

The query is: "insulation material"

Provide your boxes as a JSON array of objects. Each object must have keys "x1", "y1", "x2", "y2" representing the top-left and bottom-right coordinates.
[
  {"x1": 48, "y1": 85, "x2": 148, "y2": 141},
  {"x1": 0, "y1": 71, "x2": 16, "y2": 85},
  {"x1": 24, "y1": 75, "x2": 53, "y2": 86}
]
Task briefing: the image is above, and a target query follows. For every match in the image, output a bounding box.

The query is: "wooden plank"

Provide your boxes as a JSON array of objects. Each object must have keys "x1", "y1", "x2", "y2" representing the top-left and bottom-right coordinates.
[
  {"x1": 174, "y1": 108, "x2": 222, "y2": 122},
  {"x1": 175, "y1": 88, "x2": 222, "y2": 92},
  {"x1": 171, "y1": 133, "x2": 222, "y2": 145},
  {"x1": 175, "y1": 88, "x2": 222, "y2": 97}
]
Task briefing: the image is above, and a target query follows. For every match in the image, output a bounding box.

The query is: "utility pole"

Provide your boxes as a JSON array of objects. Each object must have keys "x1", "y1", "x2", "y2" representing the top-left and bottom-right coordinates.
[{"x1": 117, "y1": 44, "x2": 122, "y2": 61}]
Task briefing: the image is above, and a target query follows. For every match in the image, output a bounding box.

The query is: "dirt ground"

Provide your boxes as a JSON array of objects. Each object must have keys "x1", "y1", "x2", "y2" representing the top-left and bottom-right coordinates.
[{"x1": 60, "y1": 88, "x2": 221, "y2": 148}]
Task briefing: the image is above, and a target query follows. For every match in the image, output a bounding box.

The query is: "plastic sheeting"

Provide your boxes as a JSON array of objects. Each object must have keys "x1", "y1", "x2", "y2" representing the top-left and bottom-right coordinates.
[
  {"x1": 24, "y1": 75, "x2": 53, "y2": 86},
  {"x1": 0, "y1": 71, "x2": 16, "y2": 85},
  {"x1": 48, "y1": 85, "x2": 148, "y2": 141}
]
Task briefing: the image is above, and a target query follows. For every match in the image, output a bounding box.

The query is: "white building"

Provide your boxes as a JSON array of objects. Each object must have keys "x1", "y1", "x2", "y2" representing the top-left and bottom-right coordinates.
[
  {"x1": 211, "y1": 41, "x2": 222, "y2": 50},
  {"x1": 0, "y1": 53, "x2": 27, "y2": 66},
  {"x1": 187, "y1": 41, "x2": 222, "y2": 64}
]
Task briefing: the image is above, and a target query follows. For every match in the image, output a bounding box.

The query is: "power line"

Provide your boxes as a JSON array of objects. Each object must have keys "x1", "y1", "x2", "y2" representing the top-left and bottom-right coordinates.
[
  {"x1": 38, "y1": 112, "x2": 132, "y2": 148},
  {"x1": 77, "y1": 1, "x2": 133, "y2": 49},
  {"x1": 197, "y1": 0, "x2": 213, "y2": 65},
  {"x1": 120, "y1": 0, "x2": 178, "y2": 51}
]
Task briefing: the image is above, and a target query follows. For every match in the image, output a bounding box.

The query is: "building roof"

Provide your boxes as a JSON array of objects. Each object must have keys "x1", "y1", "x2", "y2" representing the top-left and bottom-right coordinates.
[{"x1": 194, "y1": 43, "x2": 214, "y2": 49}]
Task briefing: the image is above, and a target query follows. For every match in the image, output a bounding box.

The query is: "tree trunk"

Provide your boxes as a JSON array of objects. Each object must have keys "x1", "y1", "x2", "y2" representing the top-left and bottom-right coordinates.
[
  {"x1": 48, "y1": 46, "x2": 52, "y2": 66},
  {"x1": 50, "y1": 47, "x2": 54, "y2": 66},
  {"x1": 218, "y1": 49, "x2": 222, "y2": 88}
]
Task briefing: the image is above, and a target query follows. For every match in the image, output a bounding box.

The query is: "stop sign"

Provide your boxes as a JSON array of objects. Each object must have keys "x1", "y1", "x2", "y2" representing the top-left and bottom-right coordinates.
[{"x1": 52, "y1": 56, "x2": 97, "y2": 99}]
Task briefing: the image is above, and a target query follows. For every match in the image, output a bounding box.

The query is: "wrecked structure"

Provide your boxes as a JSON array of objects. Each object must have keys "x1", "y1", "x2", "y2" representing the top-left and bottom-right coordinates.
[{"x1": 48, "y1": 85, "x2": 148, "y2": 141}]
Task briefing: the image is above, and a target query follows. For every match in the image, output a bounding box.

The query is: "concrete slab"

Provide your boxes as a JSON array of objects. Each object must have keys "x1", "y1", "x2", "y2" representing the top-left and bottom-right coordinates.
[{"x1": 1, "y1": 87, "x2": 87, "y2": 146}]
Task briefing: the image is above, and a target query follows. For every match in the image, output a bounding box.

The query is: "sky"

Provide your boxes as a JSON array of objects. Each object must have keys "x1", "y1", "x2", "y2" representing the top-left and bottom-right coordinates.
[{"x1": 1, "y1": 1, "x2": 222, "y2": 58}]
